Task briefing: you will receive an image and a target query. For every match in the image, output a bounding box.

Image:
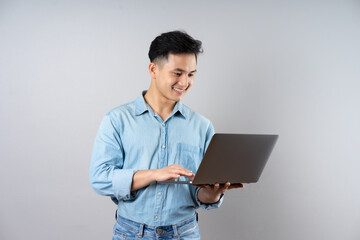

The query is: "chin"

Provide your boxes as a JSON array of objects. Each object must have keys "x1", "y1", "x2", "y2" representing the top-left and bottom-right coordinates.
[{"x1": 173, "y1": 94, "x2": 185, "y2": 102}]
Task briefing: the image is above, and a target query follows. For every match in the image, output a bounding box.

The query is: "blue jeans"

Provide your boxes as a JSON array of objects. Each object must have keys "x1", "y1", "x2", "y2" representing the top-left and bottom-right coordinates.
[{"x1": 112, "y1": 212, "x2": 200, "y2": 240}]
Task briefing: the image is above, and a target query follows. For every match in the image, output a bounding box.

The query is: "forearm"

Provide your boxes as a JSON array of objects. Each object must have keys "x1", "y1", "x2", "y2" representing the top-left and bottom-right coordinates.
[{"x1": 131, "y1": 170, "x2": 156, "y2": 191}]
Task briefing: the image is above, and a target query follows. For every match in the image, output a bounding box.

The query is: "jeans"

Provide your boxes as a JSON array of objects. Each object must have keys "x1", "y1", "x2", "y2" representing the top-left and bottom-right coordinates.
[{"x1": 112, "y1": 212, "x2": 200, "y2": 240}]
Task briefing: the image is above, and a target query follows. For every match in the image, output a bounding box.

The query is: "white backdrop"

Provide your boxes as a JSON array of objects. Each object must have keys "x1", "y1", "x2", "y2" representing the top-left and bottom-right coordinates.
[{"x1": 1, "y1": 1, "x2": 359, "y2": 239}]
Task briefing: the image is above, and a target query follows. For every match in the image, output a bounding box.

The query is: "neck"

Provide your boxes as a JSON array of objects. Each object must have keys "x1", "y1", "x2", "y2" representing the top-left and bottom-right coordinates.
[{"x1": 144, "y1": 85, "x2": 177, "y2": 121}]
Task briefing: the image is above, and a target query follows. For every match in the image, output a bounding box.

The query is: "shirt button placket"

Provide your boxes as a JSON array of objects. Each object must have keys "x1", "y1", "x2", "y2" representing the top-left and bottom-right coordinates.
[
  {"x1": 160, "y1": 122, "x2": 167, "y2": 168},
  {"x1": 155, "y1": 121, "x2": 167, "y2": 224}
]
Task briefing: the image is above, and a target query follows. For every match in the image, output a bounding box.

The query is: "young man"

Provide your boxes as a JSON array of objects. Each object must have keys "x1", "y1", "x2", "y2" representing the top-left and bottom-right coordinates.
[{"x1": 90, "y1": 31, "x2": 242, "y2": 240}]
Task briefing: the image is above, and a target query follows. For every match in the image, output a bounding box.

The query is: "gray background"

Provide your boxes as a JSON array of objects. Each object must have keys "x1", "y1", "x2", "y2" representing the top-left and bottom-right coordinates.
[{"x1": 1, "y1": 0, "x2": 359, "y2": 239}]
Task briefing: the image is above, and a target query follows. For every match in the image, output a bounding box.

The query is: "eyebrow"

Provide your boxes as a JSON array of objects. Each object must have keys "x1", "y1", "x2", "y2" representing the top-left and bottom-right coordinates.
[{"x1": 173, "y1": 68, "x2": 197, "y2": 73}]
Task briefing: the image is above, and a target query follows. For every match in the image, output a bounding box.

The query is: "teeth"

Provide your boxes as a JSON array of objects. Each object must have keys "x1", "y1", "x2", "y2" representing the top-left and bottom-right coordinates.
[{"x1": 173, "y1": 87, "x2": 185, "y2": 92}]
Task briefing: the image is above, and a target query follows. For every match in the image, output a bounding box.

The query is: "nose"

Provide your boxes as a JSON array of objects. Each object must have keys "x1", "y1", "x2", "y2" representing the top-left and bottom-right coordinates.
[{"x1": 178, "y1": 74, "x2": 189, "y2": 88}]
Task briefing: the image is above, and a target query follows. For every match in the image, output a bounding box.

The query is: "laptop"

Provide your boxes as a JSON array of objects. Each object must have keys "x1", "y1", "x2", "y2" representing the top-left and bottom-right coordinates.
[{"x1": 160, "y1": 133, "x2": 278, "y2": 185}]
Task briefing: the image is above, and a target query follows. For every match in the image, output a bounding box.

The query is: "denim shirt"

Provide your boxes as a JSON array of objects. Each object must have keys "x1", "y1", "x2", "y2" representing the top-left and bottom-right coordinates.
[{"x1": 90, "y1": 92, "x2": 223, "y2": 226}]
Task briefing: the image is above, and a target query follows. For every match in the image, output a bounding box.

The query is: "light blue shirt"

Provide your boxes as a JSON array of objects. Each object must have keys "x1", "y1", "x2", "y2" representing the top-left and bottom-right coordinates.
[{"x1": 90, "y1": 91, "x2": 223, "y2": 226}]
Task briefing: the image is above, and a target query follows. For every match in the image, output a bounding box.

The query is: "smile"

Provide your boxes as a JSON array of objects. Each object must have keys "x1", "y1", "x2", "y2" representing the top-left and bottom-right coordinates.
[{"x1": 172, "y1": 87, "x2": 186, "y2": 94}]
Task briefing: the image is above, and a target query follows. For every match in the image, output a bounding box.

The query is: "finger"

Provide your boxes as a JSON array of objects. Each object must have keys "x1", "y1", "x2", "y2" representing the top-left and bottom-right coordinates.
[
  {"x1": 173, "y1": 164, "x2": 193, "y2": 173},
  {"x1": 188, "y1": 174, "x2": 195, "y2": 181},
  {"x1": 217, "y1": 182, "x2": 230, "y2": 193},
  {"x1": 171, "y1": 165, "x2": 192, "y2": 174},
  {"x1": 177, "y1": 171, "x2": 195, "y2": 181},
  {"x1": 222, "y1": 182, "x2": 231, "y2": 193},
  {"x1": 223, "y1": 182, "x2": 231, "y2": 192},
  {"x1": 214, "y1": 183, "x2": 220, "y2": 192},
  {"x1": 167, "y1": 174, "x2": 181, "y2": 181},
  {"x1": 175, "y1": 169, "x2": 194, "y2": 178}
]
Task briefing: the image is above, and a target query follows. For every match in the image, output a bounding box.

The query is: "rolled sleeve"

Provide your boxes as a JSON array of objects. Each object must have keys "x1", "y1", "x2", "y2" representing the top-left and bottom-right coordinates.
[
  {"x1": 90, "y1": 113, "x2": 138, "y2": 202},
  {"x1": 194, "y1": 187, "x2": 224, "y2": 210},
  {"x1": 112, "y1": 169, "x2": 138, "y2": 201}
]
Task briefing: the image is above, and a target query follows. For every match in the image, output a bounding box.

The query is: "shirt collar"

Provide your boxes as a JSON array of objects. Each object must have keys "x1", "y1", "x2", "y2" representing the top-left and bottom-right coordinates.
[
  {"x1": 172, "y1": 100, "x2": 187, "y2": 119},
  {"x1": 134, "y1": 91, "x2": 149, "y2": 116},
  {"x1": 135, "y1": 91, "x2": 188, "y2": 119}
]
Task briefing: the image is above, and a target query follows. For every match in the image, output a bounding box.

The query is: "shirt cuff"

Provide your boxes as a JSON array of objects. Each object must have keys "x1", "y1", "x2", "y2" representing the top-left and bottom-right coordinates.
[
  {"x1": 112, "y1": 169, "x2": 138, "y2": 201},
  {"x1": 195, "y1": 187, "x2": 224, "y2": 210}
]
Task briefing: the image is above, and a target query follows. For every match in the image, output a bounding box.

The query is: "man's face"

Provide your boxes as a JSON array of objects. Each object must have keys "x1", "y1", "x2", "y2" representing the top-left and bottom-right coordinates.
[{"x1": 152, "y1": 53, "x2": 197, "y2": 103}]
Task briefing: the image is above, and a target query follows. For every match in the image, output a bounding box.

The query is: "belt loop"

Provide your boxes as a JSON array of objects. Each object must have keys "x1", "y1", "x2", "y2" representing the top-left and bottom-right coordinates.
[
  {"x1": 172, "y1": 224, "x2": 179, "y2": 238},
  {"x1": 138, "y1": 223, "x2": 145, "y2": 238}
]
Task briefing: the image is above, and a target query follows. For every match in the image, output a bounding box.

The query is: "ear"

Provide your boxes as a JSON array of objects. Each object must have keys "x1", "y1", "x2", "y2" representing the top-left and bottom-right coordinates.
[{"x1": 148, "y1": 62, "x2": 158, "y2": 79}]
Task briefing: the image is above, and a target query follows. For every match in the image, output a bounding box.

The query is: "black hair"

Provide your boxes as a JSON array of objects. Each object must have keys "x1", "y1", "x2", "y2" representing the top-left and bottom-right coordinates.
[{"x1": 148, "y1": 30, "x2": 203, "y2": 63}]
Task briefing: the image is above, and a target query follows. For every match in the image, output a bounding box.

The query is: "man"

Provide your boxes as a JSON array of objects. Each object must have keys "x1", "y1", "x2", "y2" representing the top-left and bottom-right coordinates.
[{"x1": 90, "y1": 30, "x2": 242, "y2": 240}]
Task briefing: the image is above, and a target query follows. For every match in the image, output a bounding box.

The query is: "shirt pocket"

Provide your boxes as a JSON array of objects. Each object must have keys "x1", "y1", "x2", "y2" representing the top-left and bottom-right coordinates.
[{"x1": 175, "y1": 143, "x2": 202, "y2": 178}]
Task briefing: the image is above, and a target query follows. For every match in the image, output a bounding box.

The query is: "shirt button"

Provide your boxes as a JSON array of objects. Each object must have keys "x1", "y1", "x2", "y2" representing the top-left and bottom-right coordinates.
[
  {"x1": 158, "y1": 192, "x2": 161, "y2": 196},
  {"x1": 162, "y1": 123, "x2": 165, "y2": 127},
  {"x1": 155, "y1": 215, "x2": 158, "y2": 220},
  {"x1": 162, "y1": 145, "x2": 165, "y2": 149}
]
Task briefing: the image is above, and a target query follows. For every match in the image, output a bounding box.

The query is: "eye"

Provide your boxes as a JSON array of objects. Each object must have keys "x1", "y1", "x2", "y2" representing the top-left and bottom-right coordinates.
[
  {"x1": 174, "y1": 72, "x2": 182, "y2": 77},
  {"x1": 188, "y1": 73, "x2": 194, "y2": 77}
]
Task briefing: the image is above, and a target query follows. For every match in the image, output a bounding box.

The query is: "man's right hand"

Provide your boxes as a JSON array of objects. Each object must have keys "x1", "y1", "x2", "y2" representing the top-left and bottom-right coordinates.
[
  {"x1": 131, "y1": 164, "x2": 194, "y2": 191},
  {"x1": 152, "y1": 164, "x2": 195, "y2": 182}
]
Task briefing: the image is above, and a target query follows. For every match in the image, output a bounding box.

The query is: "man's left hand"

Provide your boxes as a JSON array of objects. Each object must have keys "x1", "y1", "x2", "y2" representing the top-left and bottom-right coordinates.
[{"x1": 194, "y1": 182, "x2": 244, "y2": 204}]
